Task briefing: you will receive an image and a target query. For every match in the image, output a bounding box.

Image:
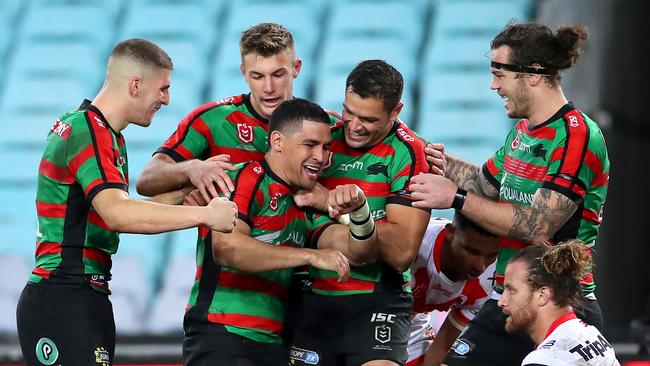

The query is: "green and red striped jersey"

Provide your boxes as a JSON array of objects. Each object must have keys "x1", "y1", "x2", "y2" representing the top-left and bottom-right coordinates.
[
  {"x1": 185, "y1": 160, "x2": 335, "y2": 344},
  {"x1": 310, "y1": 121, "x2": 430, "y2": 296},
  {"x1": 482, "y1": 103, "x2": 609, "y2": 293},
  {"x1": 156, "y1": 94, "x2": 340, "y2": 164},
  {"x1": 30, "y1": 100, "x2": 128, "y2": 293}
]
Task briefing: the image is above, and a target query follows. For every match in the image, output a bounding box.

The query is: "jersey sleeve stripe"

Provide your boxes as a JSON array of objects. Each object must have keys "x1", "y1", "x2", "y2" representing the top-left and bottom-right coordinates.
[
  {"x1": 230, "y1": 162, "x2": 264, "y2": 222},
  {"x1": 482, "y1": 160, "x2": 501, "y2": 190},
  {"x1": 86, "y1": 182, "x2": 128, "y2": 202},
  {"x1": 35, "y1": 242, "x2": 62, "y2": 256},
  {"x1": 39, "y1": 158, "x2": 74, "y2": 183},
  {"x1": 85, "y1": 111, "x2": 125, "y2": 184},
  {"x1": 191, "y1": 116, "x2": 217, "y2": 156},
  {"x1": 88, "y1": 210, "x2": 110, "y2": 231},
  {"x1": 67, "y1": 145, "x2": 96, "y2": 178},
  {"x1": 162, "y1": 102, "x2": 222, "y2": 152},
  {"x1": 551, "y1": 111, "x2": 590, "y2": 192},
  {"x1": 307, "y1": 221, "x2": 335, "y2": 249}
]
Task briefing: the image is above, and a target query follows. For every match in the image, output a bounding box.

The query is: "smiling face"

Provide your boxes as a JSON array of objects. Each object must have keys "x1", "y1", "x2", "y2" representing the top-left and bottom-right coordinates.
[
  {"x1": 341, "y1": 87, "x2": 401, "y2": 149},
  {"x1": 490, "y1": 46, "x2": 533, "y2": 119},
  {"x1": 274, "y1": 120, "x2": 331, "y2": 190},
  {"x1": 241, "y1": 50, "x2": 301, "y2": 120},
  {"x1": 130, "y1": 67, "x2": 171, "y2": 127},
  {"x1": 498, "y1": 260, "x2": 538, "y2": 335}
]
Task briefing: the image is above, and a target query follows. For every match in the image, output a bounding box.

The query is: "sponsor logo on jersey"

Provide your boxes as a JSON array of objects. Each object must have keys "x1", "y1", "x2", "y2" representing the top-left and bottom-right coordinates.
[
  {"x1": 367, "y1": 163, "x2": 388, "y2": 176},
  {"x1": 568, "y1": 335, "x2": 613, "y2": 362},
  {"x1": 289, "y1": 346, "x2": 320, "y2": 365},
  {"x1": 371, "y1": 312, "x2": 396, "y2": 323},
  {"x1": 450, "y1": 338, "x2": 474, "y2": 356},
  {"x1": 287, "y1": 231, "x2": 305, "y2": 247},
  {"x1": 35, "y1": 338, "x2": 59, "y2": 365},
  {"x1": 511, "y1": 130, "x2": 522, "y2": 150},
  {"x1": 338, "y1": 161, "x2": 364, "y2": 172},
  {"x1": 94, "y1": 116, "x2": 105, "y2": 128},
  {"x1": 539, "y1": 340, "x2": 556, "y2": 349},
  {"x1": 50, "y1": 119, "x2": 71, "y2": 139},
  {"x1": 397, "y1": 128, "x2": 415, "y2": 142},
  {"x1": 568, "y1": 115, "x2": 580, "y2": 128},
  {"x1": 237, "y1": 123, "x2": 254, "y2": 144},
  {"x1": 215, "y1": 96, "x2": 235, "y2": 105},
  {"x1": 532, "y1": 144, "x2": 548, "y2": 160},
  {"x1": 499, "y1": 186, "x2": 534, "y2": 205},
  {"x1": 253, "y1": 166, "x2": 263, "y2": 175},
  {"x1": 371, "y1": 209, "x2": 386, "y2": 221}
]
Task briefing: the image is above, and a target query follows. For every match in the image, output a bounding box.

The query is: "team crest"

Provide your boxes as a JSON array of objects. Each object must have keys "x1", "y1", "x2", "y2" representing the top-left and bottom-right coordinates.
[
  {"x1": 237, "y1": 123, "x2": 254, "y2": 144},
  {"x1": 375, "y1": 324, "x2": 392, "y2": 344},
  {"x1": 269, "y1": 195, "x2": 279, "y2": 211},
  {"x1": 511, "y1": 130, "x2": 522, "y2": 150}
]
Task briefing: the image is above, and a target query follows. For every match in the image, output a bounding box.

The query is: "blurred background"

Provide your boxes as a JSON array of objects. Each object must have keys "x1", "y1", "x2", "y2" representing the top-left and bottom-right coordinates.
[{"x1": 0, "y1": 0, "x2": 647, "y2": 364}]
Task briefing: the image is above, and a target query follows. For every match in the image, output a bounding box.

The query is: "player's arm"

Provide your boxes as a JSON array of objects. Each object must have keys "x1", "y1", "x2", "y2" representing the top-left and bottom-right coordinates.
[
  {"x1": 91, "y1": 188, "x2": 237, "y2": 234},
  {"x1": 145, "y1": 186, "x2": 194, "y2": 205},
  {"x1": 410, "y1": 174, "x2": 577, "y2": 245},
  {"x1": 422, "y1": 316, "x2": 463, "y2": 366},
  {"x1": 424, "y1": 143, "x2": 498, "y2": 200},
  {"x1": 377, "y1": 204, "x2": 430, "y2": 272},
  {"x1": 136, "y1": 153, "x2": 236, "y2": 202},
  {"x1": 315, "y1": 185, "x2": 378, "y2": 266},
  {"x1": 211, "y1": 220, "x2": 350, "y2": 281}
]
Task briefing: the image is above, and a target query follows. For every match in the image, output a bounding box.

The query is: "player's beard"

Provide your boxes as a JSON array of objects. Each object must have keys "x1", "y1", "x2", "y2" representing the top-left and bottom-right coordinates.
[{"x1": 504, "y1": 297, "x2": 537, "y2": 334}]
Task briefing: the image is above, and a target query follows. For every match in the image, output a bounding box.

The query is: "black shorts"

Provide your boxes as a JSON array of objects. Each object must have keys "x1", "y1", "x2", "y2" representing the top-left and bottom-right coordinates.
[
  {"x1": 444, "y1": 297, "x2": 604, "y2": 366},
  {"x1": 290, "y1": 290, "x2": 413, "y2": 366},
  {"x1": 183, "y1": 317, "x2": 288, "y2": 366},
  {"x1": 16, "y1": 283, "x2": 115, "y2": 366}
]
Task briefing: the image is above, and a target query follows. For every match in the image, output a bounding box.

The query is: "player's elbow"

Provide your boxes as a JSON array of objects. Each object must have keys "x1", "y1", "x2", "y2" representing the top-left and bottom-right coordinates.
[
  {"x1": 211, "y1": 235, "x2": 236, "y2": 267},
  {"x1": 135, "y1": 171, "x2": 157, "y2": 197},
  {"x1": 387, "y1": 247, "x2": 418, "y2": 273}
]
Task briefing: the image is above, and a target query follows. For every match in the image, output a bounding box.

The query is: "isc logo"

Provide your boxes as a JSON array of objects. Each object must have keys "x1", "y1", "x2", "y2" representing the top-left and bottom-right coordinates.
[{"x1": 371, "y1": 312, "x2": 396, "y2": 323}]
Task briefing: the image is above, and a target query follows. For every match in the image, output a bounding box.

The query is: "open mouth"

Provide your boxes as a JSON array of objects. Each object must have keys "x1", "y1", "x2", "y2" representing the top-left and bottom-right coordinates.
[
  {"x1": 303, "y1": 164, "x2": 320, "y2": 180},
  {"x1": 262, "y1": 97, "x2": 281, "y2": 108}
]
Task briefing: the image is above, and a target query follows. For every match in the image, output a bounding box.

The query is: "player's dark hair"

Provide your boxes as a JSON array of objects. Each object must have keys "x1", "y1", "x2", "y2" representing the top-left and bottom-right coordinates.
[
  {"x1": 346, "y1": 60, "x2": 403, "y2": 112},
  {"x1": 268, "y1": 98, "x2": 329, "y2": 144},
  {"x1": 453, "y1": 212, "x2": 496, "y2": 238},
  {"x1": 111, "y1": 38, "x2": 173, "y2": 70},
  {"x1": 511, "y1": 240, "x2": 591, "y2": 308},
  {"x1": 240, "y1": 23, "x2": 295, "y2": 58},
  {"x1": 491, "y1": 22, "x2": 588, "y2": 87}
]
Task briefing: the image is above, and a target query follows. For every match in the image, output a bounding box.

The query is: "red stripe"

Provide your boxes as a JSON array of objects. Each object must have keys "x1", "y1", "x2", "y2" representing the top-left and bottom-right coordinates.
[
  {"x1": 36, "y1": 242, "x2": 61, "y2": 256},
  {"x1": 557, "y1": 110, "x2": 588, "y2": 177},
  {"x1": 411, "y1": 267, "x2": 430, "y2": 312},
  {"x1": 36, "y1": 201, "x2": 66, "y2": 218},
  {"x1": 83, "y1": 177, "x2": 104, "y2": 197},
  {"x1": 207, "y1": 144, "x2": 265, "y2": 164},
  {"x1": 83, "y1": 247, "x2": 111, "y2": 266},
  {"x1": 592, "y1": 172, "x2": 608, "y2": 187},
  {"x1": 486, "y1": 157, "x2": 500, "y2": 177},
  {"x1": 207, "y1": 313, "x2": 282, "y2": 334},
  {"x1": 87, "y1": 110, "x2": 124, "y2": 183},
  {"x1": 582, "y1": 208, "x2": 600, "y2": 223},
  {"x1": 522, "y1": 123, "x2": 557, "y2": 140},
  {"x1": 544, "y1": 311, "x2": 577, "y2": 339},
  {"x1": 32, "y1": 267, "x2": 52, "y2": 279},
  {"x1": 218, "y1": 271, "x2": 288, "y2": 299},
  {"x1": 503, "y1": 155, "x2": 548, "y2": 181},
  {"x1": 254, "y1": 205, "x2": 306, "y2": 231},
  {"x1": 433, "y1": 227, "x2": 446, "y2": 275},
  {"x1": 584, "y1": 150, "x2": 604, "y2": 177},
  {"x1": 231, "y1": 162, "x2": 265, "y2": 218},
  {"x1": 68, "y1": 144, "x2": 95, "y2": 177},
  {"x1": 88, "y1": 210, "x2": 110, "y2": 230},
  {"x1": 311, "y1": 277, "x2": 376, "y2": 292},
  {"x1": 320, "y1": 177, "x2": 390, "y2": 197},
  {"x1": 450, "y1": 307, "x2": 471, "y2": 326},
  {"x1": 190, "y1": 117, "x2": 218, "y2": 156},
  {"x1": 195, "y1": 264, "x2": 202, "y2": 280},
  {"x1": 499, "y1": 237, "x2": 527, "y2": 249},
  {"x1": 226, "y1": 110, "x2": 268, "y2": 129},
  {"x1": 329, "y1": 139, "x2": 397, "y2": 158},
  {"x1": 39, "y1": 159, "x2": 74, "y2": 183},
  {"x1": 175, "y1": 144, "x2": 195, "y2": 161}
]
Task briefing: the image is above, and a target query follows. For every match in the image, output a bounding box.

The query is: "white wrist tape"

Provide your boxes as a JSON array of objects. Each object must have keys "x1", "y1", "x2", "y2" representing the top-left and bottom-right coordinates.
[
  {"x1": 328, "y1": 205, "x2": 350, "y2": 225},
  {"x1": 348, "y1": 200, "x2": 375, "y2": 240}
]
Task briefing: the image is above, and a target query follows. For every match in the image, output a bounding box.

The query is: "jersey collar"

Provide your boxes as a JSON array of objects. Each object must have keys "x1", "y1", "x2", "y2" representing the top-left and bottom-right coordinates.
[
  {"x1": 260, "y1": 158, "x2": 292, "y2": 191},
  {"x1": 244, "y1": 93, "x2": 269, "y2": 124},
  {"x1": 78, "y1": 99, "x2": 120, "y2": 136},
  {"x1": 544, "y1": 310, "x2": 577, "y2": 340},
  {"x1": 527, "y1": 102, "x2": 574, "y2": 131}
]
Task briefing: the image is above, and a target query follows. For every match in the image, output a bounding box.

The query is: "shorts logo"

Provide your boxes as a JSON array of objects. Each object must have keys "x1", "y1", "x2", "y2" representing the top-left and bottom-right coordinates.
[
  {"x1": 94, "y1": 346, "x2": 110, "y2": 366},
  {"x1": 237, "y1": 123, "x2": 254, "y2": 144},
  {"x1": 289, "y1": 346, "x2": 320, "y2": 365},
  {"x1": 35, "y1": 337, "x2": 59, "y2": 365},
  {"x1": 451, "y1": 338, "x2": 473, "y2": 356},
  {"x1": 375, "y1": 324, "x2": 392, "y2": 344}
]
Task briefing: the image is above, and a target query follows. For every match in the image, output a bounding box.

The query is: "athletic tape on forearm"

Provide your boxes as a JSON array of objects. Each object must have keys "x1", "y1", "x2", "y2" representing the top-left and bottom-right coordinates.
[{"x1": 348, "y1": 200, "x2": 375, "y2": 240}]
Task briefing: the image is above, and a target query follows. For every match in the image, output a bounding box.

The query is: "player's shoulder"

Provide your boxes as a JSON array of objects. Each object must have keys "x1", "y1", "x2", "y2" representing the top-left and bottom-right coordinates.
[
  {"x1": 197, "y1": 94, "x2": 246, "y2": 114},
  {"x1": 392, "y1": 121, "x2": 427, "y2": 148},
  {"x1": 324, "y1": 109, "x2": 341, "y2": 125},
  {"x1": 522, "y1": 347, "x2": 573, "y2": 366}
]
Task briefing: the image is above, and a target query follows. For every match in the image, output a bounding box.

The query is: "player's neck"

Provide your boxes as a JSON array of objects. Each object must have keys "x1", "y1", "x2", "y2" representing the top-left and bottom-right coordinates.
[
  {"x1": 527, "y1": 87, "x2": 569, "y2": 127},
  {"x1": 532, "y1": 306, "x2": 573, "y2": 344},
  {"x1": 265, "y1": 153, "x2": 293, "y2": 189},
  {"x1": 92, "y1": 88, "x2": 129, "y2": 132},
  {"x1": 439, "y1": 238, "x2": 461, "y2": 282}
]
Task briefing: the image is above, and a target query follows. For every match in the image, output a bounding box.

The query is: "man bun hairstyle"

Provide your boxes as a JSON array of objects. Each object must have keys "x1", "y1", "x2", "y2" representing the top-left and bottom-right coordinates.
[
  {"x1": 491, "y1": 22, "x2": 588, "y2": 86},
  {"x1": 511, "y1": 240, "x2": 591, "y2": 308}
]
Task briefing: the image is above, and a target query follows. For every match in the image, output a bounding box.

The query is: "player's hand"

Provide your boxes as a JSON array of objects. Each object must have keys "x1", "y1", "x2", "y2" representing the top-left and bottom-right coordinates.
[
  {"x1": 308, "y1": 249, "x2": 350, "y2": 283},
  {"x1": 294, "y1": 183, "x2": 330, "y2": 212},
  {"x1": 185, "y1": 154, "x2": 237, "y2": 203},
  {"x1": 205, "y1": 197, "x2": 238, "y2": 233},
  {"x1": 328, "y1": 184, "x2": 366, "y2": 218},
  {"x1": 424, "y1": 143, "x2": 446, "y2": 176},
  {"x1": 409, "y1": 173, "x2": 457, "y2": 209},
  {"x1": 183, "y1": 189, "x2": 208, "y2": 206}
]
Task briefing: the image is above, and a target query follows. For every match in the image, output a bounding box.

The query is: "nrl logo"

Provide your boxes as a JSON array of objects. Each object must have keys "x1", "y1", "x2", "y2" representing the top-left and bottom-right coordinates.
[{"x1": 237, "y1": 123, "x2": 254, "y2": 144}]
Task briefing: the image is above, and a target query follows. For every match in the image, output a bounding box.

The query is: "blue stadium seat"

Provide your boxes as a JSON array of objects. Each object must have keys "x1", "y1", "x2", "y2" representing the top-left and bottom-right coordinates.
[
  {"x1": 420, "y1": 71, "x2": 499, "y2": 110},
  {"x1": 444, "y1": 141, "x2": 499, "y2": 165},
  {"x1": 327, "y1": 2, "x2": 422, "y2": 54},
  {"x1": 432, "y1": 0, "x2": 526, "y2": 38},
  {"x1": 417, "y1": 105, "x2": 512, "y2": 144},
  {"x1": 0, "y1": 187, "x2": 38, "y2": 262},
  {"x1": 423, "y1": 36, "x2": 492, "y2": 71},
  {"x1": 0, "y1": 253, "x2": 32, "y2": 334},
  {"x1": 0, "y1": 148, "x2": 42, "y2": 186}
]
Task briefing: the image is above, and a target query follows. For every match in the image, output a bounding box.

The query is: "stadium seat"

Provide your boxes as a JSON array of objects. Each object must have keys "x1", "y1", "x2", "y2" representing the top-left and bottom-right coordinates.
[
  {"x1": 0, "y1": 148, "x2": 42, "y2": 186},
  {"x1": 111, "y1": 254, "x2": 153, "y2": 334},
  {"x1": 0, "y1": 254, "x2": 31, "y2": 334},
  {"x1": 420, "y1": 71, "x2": 499, "y2": 110},
  {"x1": 423, "y1": 36, "x2": 492, "y2": 71},
  {"x1": 432, "y1": 0, "x2": 526, "y2": 38},
  {"x1": 147, "y1": 228, "x2": 198, "y2": 334},
  {"x1": 417, "y1": 105, "x2": 512, "y2": 144}
]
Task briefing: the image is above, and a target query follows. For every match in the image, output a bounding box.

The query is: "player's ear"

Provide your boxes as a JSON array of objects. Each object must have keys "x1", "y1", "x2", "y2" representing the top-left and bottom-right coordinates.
[
  {"x1": 269, "y1": 130, "x2": 283, "y2": 152},
  {"x1": 389, "y1": 102, "x2": 403, "y2": 122},
  {"x1": 293, "y1": 58, "x2": 302, "y2": 78},
  {"x1": 537, "y1": 286, "x2": 552, "y2": 306},
  {"x1": 129, "y1": 77, "x2": 141, "y2": 97}
]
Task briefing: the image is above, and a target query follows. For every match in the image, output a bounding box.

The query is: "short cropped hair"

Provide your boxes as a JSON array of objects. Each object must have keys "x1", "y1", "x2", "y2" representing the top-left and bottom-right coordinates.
[
  {"x1": 346, "y1": 60, "x2": 403, "y2": 112},
  {"x1": 111, "y1": 38, "x2": 173, "y2": 70},
  {"x1": 240, "y1": 23, "x2": 295, "y2": 59},
  {"x1": 268, "y1": 98, "x2": 329, "y2": 144}
]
